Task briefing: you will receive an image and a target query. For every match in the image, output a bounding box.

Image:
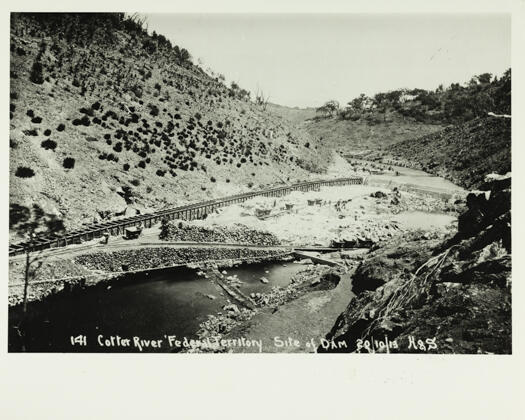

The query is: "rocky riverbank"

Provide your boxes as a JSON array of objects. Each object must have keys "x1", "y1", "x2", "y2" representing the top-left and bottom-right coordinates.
[
  {"x1": 182, "y1": 262, "x2": 346, "y2": 352},
  {"x1": 319, "y1": 173, "x2": 511, "y2": 354}
]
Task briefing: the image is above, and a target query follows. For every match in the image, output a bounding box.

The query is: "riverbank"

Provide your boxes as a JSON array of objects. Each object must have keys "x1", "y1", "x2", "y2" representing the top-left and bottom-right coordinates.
[{"x1": 184, "y1": 259, "x2": 352, "y2": 353}]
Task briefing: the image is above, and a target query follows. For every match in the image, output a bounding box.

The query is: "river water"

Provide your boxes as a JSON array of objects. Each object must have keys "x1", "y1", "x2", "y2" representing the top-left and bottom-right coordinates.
[{"x1": 8, "y1": 262, "x2": 305, "y2": 352}]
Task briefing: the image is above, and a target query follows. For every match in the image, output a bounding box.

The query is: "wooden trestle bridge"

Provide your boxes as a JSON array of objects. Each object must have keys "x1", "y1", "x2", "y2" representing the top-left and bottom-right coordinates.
[{"x1": 9, "y1": 176, "x2": 364, "y2": 257}]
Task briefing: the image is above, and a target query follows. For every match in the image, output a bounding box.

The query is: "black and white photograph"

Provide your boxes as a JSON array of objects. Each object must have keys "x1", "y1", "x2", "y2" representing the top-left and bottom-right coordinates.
[{"x1": 7, "y1": 10, "x2": 513, "y2": 356}]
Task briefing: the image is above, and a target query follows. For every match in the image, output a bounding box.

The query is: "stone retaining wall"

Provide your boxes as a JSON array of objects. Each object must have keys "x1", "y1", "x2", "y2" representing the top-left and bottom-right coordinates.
[{"x1": 74, "y1": 246, "x2": 286, "y2": 272}]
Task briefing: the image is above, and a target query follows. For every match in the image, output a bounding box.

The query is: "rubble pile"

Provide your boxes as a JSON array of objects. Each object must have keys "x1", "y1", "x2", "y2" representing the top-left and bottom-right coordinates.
[
  {"x1": 74, "y1": 247, "x2": 285, "y2": 272},
  {"x1": 159, "y1": 220, "x2": 280, "y2": 246}
]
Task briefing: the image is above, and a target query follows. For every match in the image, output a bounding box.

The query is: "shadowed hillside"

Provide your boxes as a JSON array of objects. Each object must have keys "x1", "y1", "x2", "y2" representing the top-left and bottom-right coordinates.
[
  {"x1": 385, "y1": 117, "x2": 511, "y2": 189},
  {"x1": 9, "y1": 13, "x2": 331, "y2": 233}
]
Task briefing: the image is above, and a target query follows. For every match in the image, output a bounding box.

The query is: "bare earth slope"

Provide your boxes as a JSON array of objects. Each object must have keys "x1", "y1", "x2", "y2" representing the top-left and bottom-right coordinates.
[{"x1": 9, "y1": 13, "x2": 331, "y2": 233}]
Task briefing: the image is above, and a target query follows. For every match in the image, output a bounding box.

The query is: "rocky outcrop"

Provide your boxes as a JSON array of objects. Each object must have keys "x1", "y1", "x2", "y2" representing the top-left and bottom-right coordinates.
[{"x1": 320, "y1": 173, "x2": 511, "y2": 354}]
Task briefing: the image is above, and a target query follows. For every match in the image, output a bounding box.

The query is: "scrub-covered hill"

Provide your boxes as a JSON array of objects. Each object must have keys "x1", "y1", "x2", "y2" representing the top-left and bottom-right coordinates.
[
  {"x1": 386, "y1": 117, "x2": 511, "y2": 189},
  {"x1": 9, "y1": 13, "x2": 331, "y2": 233}
]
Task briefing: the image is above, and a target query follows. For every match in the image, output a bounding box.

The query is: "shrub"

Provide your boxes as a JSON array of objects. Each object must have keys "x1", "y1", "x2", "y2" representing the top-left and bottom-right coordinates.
[
  {"x1": 41, "y1": 139, "x2": 57, "y2": 150},
  {"x1": 31, "y1": 116, "x2": 42, "y2": 124},
  {"x1": 63, "y1": 157, "x2": 75, "y2": 169},
  {"x1": 123, "y1": 163, "x2": 130, "y2": 171},
  {"x1": 138, "y1": 161, "x2": 146, "y2": 169},
  {"x1": 149, "y1": 105, "x2": 159, "y2": 117},
  {"x1": 80, "y1": 107, "x2": 94, "y2": 116},
  {"x1": 57, "y1": 123, "x2": 65, "y2": 131},
  {"x1": 130, "y1": 179, "x2": 140, "y2": 186},
  {"x1": 15, "y1": 166, "x2": 35, "y2": 178},
  {"x1": 44, "y1": 129, "x2": 51, "y2": 136},
  {"x1": 29, "y1": 60, "x2": 44, "y2": 84},
  {"x1": 156, "y1": 169, "x2": 165, "y2": 176},
  {"x1": 26, "y1": 109, "x2": 34, "y2": 118}
]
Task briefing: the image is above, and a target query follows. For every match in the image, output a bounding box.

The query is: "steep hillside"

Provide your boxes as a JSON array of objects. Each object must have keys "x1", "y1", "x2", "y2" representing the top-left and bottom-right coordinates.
[
  {"x1": 385, "y1": 117, "x2": 511, "y2": 189},
  {"x1": 9, "y1": 13, "x2": 330, "y2": 233}
]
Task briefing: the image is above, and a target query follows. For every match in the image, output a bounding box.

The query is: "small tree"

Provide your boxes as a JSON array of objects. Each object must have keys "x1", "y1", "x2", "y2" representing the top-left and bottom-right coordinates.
[
  {"x1": 316, "y1": 100, "x2": 340, "y2": 118},
  {"x1": 10, "y1": 204, "x2": 65, "y2": 319}
]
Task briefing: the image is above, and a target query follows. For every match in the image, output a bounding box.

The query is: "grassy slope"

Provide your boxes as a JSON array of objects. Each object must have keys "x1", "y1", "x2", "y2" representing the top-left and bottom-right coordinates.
[
  {"x1": 386, "y1": 117, "x2": 511, "y2": 189},
  {"x1": 303, "y1": 115, "x2": 444, "y2": 154},
  {"x1": 9, "y1": 16, "x2": 331, "y2": 232},
  {"x1": 268, "y1": 104, "x2": 444, "y2": 154}
]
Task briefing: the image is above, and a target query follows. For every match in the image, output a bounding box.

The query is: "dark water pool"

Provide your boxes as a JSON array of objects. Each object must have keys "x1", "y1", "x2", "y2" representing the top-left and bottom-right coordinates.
[{"x1": 8, "y1": 261, "x2": 305, "y2": 352}]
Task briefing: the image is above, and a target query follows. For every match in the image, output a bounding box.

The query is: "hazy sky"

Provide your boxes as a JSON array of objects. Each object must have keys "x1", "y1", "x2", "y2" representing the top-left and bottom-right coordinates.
[{"x1": 144, "y1": 13, "x2": 510, "y2": 108}]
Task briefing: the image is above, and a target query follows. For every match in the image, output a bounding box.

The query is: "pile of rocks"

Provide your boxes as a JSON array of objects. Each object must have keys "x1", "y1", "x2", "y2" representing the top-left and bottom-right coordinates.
[
  {"x1": 159, "y1": 220, "x2": 280, "y2": 246},
  {"x1": 75, "y1": 247, "x2": 285, "y2": 272}
]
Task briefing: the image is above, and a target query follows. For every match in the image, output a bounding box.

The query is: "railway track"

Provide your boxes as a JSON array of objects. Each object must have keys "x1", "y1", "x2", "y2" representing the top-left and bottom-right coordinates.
[{"x1": 9, "y1": 176, "x2": 363, "y2": 257}]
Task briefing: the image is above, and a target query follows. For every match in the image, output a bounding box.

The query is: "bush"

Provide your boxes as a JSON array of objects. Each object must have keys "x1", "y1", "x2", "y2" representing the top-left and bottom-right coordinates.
[
  {"x1": 15, "y1": 166, "x2": 35, "y2": 178},
  {"x1": 149, "y1": 105, "x2": 159, "y2": 117},
  {"x1": 30, "y1": 60, "x2": 44, "y2": 84},
  {"x1": 41, "y1": 139, "x2": 57, "y2": 150},
  {"x1": 63, "y1": 157, "x2": 75, "y2": 169},
  {"x1": 57, "y1": 123, "x2": 65, "y2": 131},
  {"x1": 31, "y1": 116, "x2": 42, "y2": 124},
  {"x1": 23, "y1": 129, "x2": 38, "y2": 136},
  {"x1": 123, "y1": 163, "x2": 130, "y2": 171},
  {"x1": 130, "y1": 179, "x2": 140, "y2": 186}
]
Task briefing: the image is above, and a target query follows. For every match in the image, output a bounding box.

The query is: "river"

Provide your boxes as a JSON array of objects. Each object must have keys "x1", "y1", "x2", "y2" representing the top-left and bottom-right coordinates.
[{"x1": 8, "y1": 261, "x2": 305, "y2": 352}]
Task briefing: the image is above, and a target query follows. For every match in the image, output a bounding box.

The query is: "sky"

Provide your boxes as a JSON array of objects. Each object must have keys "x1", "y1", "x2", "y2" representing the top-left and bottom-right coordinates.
[{"x1": 143, "y1": 13, "x2": 510, "y2": 108}]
